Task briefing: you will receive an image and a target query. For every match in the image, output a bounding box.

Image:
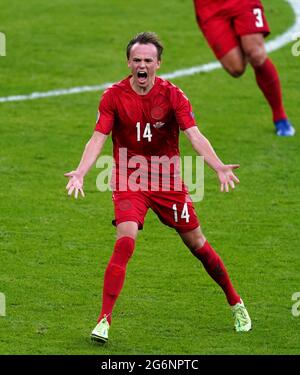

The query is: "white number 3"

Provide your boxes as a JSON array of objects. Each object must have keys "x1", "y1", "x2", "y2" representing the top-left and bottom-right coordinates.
[{"x1": 253, "y1": 8, "x2": 264, "y2": 28}]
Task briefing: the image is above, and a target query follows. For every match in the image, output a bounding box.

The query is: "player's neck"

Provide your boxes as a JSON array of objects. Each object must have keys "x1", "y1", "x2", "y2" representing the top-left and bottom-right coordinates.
[{"x1": 130, "y1": 77, "x2": 156, "y2": 96}]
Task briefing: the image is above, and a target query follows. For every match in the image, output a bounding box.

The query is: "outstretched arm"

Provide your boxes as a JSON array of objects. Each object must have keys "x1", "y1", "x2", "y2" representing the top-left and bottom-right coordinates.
[
  {"x1": 64, "y1": 131, "x2": 108, "y2": 198},
  {"x1": 184, "y1": 126, "x2": 239, "y2": 192}
]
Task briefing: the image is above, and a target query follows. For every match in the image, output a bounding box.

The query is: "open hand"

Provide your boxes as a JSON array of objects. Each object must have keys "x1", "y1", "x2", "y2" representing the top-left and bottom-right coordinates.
[
  {"x1": 64, "y1": 170, "x2": 85, "y2": 199},
  {"x1": 216, "y1": 164, "x2": 240, "y2": 192}
]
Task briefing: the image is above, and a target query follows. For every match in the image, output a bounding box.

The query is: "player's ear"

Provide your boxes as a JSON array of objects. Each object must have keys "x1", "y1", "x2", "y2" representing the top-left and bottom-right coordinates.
[{"x1": 156, "y1": 59, "x2": 161, "y2": 70}]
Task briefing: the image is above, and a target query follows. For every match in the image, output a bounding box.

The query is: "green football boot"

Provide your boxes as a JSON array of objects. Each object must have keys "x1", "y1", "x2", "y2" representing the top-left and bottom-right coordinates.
[
  {"x1": 232, "y1": 299, "x2": 252, "y2": 332},
  {"x1": 91, "y1": 315, "x2": 110, "y2": 343}
]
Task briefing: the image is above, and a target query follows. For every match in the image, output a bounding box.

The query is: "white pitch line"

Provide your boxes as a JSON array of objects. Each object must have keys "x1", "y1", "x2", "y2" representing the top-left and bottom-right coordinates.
[{"x1": 0, "y1": 0, "x2": 299, "y2": 104}]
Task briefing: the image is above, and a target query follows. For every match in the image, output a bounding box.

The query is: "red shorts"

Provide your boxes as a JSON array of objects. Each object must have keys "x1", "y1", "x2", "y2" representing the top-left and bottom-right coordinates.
[
  {"x1": 194, "y1": 0, "x2": 270, "y2": 59},
  {"x1": 112, "y1": 189, "x2": 200, "y2": 233}
]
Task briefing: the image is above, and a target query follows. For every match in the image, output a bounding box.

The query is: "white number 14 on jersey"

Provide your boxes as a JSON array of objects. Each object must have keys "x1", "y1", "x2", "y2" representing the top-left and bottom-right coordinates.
[
  {"x1": 136, "y1": 122, "x2": 153, "y2": 142},
  {"x1": 173, "y1": 203, "x2": 190, "y2": 223}
]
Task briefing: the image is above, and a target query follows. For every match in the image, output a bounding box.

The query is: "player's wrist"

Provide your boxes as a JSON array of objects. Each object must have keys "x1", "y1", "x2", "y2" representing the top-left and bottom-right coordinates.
[
  {"x1": 213, "y1": 162, "x2": 225, "y2": 173},
  {"x1": 75, "y1": 169, "x2": 85, "y2": 179}
]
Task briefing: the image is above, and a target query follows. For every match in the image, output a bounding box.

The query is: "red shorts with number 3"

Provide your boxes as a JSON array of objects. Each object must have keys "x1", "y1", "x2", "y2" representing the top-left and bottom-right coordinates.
[
  {"x1": 112, "y1": 189, "x2": 200, "y2": 233},
  {"x1": 194, "y1": 0, "x2": 270, "y2": 59}
]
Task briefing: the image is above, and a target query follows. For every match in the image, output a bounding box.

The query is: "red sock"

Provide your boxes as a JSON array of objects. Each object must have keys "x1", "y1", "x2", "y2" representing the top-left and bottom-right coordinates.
[
  {"x1": 254, "y1": 58, "x2": 287, "y2": 122},
  {"x1": 193, "y1": 241, "x2": 240, "y2": 306},
  {"x1": 98, "y1": 236, "x2": 135, "y2": 325}
]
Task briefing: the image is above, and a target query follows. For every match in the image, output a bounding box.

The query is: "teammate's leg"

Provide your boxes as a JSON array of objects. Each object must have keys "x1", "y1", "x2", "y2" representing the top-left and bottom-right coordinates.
[
  {"x1": 234, "y1": 4, "x2": 295, "y2": 136},
  {"x1": 241, "y1": 34, "x2": 294, "y2": 134},
  {"x1": 194, "y1": 9, "x2": 247, "y2": 78},
  {"x1": 219, "y1": 46, "x2": 247, "y2": 78}
]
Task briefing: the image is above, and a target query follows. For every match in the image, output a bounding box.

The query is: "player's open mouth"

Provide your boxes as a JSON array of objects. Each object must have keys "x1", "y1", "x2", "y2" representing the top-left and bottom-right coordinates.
[{"x1": 137, "y1": 71, "x2": 148, "y2": 84}]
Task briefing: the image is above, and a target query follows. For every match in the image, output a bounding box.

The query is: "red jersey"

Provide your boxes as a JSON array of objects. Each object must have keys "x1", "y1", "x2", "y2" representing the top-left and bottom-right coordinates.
[{"x1": 95, "y1": 76, "x2": 196, "y2": 191}]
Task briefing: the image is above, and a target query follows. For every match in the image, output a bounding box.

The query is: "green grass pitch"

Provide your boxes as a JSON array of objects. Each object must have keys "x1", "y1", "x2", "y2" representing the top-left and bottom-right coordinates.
[{"x1": 0, "y1": 0, "x2": 299, "y2": 354}]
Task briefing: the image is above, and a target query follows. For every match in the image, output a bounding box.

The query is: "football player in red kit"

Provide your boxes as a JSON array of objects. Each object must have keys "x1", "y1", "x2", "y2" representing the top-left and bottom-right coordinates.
[
  {"x1": 193, "y1": 0, "x2": 295, "y2": 136},
  {"x1": 65, "y1": 32, "x2": 251, "y2": 343}
]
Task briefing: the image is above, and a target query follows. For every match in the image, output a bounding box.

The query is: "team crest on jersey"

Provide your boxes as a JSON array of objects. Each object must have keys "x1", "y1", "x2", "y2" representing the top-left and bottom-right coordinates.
[
  {"x1": 153, "y1": 121, "x2": 165, "y2": 129},
  {"x1": 119, "y1": 199, "x2": 132, "y2": 211},
  {"x1": 151, "y1": 106, "x2": 164, "y2": 120}
]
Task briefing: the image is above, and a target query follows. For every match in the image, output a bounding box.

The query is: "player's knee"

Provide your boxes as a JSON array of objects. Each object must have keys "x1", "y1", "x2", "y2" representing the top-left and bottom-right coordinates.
[
  {"x1": 117, "y1": 221, "x2": 138, "y2": 240},
  {"x1": 113, "y1": 236, "x2": 135, "y2": 262},
  {"x1": 245, "y1": 46, "x2": 266, "y2": 67},
  {"x1": 221, "y1": 47, "x2": 247, "y2": 78},
  {"x1": 188, "y1": 233, "x2": 207, "y2": 252},
  {"x1": 227, "y1": 64, "x2": 246, "y2": 78}
]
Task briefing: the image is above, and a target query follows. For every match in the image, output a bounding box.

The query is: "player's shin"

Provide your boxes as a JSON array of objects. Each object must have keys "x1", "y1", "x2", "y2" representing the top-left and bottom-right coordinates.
[
  {"x1": 98, "y1": 236, "x2": 135, "y2": 324},
  {"x1": 253, "y1": 58, "x2": 287, "y2": 122},
  {"x1": 192, "y1": 241, "x2": 240, "y2": 306}
]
